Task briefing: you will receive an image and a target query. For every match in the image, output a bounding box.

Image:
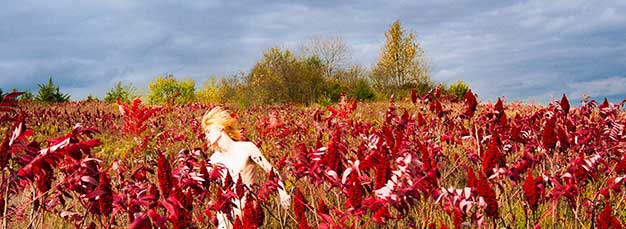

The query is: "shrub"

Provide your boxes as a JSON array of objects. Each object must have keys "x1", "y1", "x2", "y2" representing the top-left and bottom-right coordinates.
[
  {"x1": 196, "y1": 76, "x2": 223, "y2": 104},
  {"x1": 352, "y1": 79, "x2": 375, "y2": 102},
  {"x1": 19, "y1": 90, "x2": 33, "y2": 101},
  {"x1": 104, "y1": 81, "x2": 136, "y2": 103},
  {"x1": 317, "y1": 80, "x2": 347, "y2": 104},
  {"x1": 449, "y1": 80, "x2": 470, "y2": 100},
  {"x1": 147, "y1": 74, "x2": 196, "y2": 105}
]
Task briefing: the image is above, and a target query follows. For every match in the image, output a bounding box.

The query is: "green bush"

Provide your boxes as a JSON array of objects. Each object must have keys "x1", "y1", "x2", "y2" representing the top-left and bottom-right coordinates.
[
  {"x1": 104, "y1": 82, "x2": 136, "y2": 103},
  {"x1": 317, "y1": 80, "x2": 347, "y2": 104},
  {"x1": 20, "y1": 90, "x2": 34, "y2": 101},
  {"x1": 352, "y1": 79, "x2": 375, "y2": 102},
  {"x1": 147, "y1": 74, "x2": 196, "y2": 105},
  {"x1": 449, "y1": 80, "x2": 469, "y2": 100},
  {"x1": 35, "y1": 77, "x2": 70, "y2": 103}
]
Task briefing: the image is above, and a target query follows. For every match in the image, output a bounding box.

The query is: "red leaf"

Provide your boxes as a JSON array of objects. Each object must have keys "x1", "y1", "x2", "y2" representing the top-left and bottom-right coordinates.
[
  {"x1": 477, "y1": 173, "x2": 499, "y2": 218},
  {"x1": 371, "y1": 205, "x2": 392, "y2": 225},
  {"x1": 293, "y1": 188, "x2": 309, "y2": 227},
  {"x1": 2, "y1": 92, "x2": 23, "y2": 102},
  {"x1": 98, "y1": 172, "x2": 113, "y2": 215},
  {"x1": 462, "y1": 89, "x2": 478, "y2": 118},
  {"x1": 374, "y1": 151, "x2": 391, "y2": 189},
  {"x1": 560, "y1": 94, "x2": 570, "y2": 114},
  {"x1": 599, "y1": 98, "x2": 610, "y2": 110},
  {"x1": 482, "y1": 136, "x2": 501, "y2": 176},
  {"x1": 127, "y1": 214, "x2": 152, "y2": 229},
  {"x1": 466, "y1": 167, "x2": 477, "y2": 188},
  {"x1": 345, "y1": 170, "x2": 363, "y2": 209},
  {"x1": 523, "y1": 173, "x2": 539, "y2": 211},
  {"x1": 541, "y1": 115, "x2": 557, "y2": 150},
  {"x1": 597, "y1": 202, "x2": 623, "y2": 229},
  {"x1": 157, "y1": 151, "x2": 173, "y2": 198}
]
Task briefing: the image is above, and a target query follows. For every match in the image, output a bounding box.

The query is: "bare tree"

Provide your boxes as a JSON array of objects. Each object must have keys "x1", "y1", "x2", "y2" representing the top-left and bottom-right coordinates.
[{"x1": 300, "y1": 35, "x2": 349, "y2": 79}]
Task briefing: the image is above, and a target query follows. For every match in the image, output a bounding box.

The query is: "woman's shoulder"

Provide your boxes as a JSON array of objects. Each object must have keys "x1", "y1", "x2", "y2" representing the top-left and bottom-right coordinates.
[{"x1": 234, "y1": 141, "x2": 260, "y2": 151}]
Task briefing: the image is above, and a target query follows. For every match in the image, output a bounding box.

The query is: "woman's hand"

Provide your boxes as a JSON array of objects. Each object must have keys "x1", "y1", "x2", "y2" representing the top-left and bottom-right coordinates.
[{"x1": 279, "y1": 189, "x2": 291, "y2": 209}]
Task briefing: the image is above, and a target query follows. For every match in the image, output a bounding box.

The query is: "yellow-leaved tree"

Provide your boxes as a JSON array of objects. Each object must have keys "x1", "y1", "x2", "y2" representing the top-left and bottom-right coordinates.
[
  {"x1": 196, "y1": 76, "x2": 223, "y2": 104},
  {"x1": 372, "y1": 20, "x2": 432, "y2": 97}
]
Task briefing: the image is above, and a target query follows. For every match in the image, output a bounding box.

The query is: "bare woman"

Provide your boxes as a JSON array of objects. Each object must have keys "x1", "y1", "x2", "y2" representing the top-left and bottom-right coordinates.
[{"x1": 202, "y1": 107, "x2": 290, "y2": 228}]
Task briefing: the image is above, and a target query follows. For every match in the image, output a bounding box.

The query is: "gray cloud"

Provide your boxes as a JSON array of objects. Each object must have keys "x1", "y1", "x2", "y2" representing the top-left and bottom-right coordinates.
[
  {"x1": 568, "y1": 76, "x2": 626, "y2": 98},
  {"x1": 0, "y1": 0, "x2": 625, "y2": 103}
]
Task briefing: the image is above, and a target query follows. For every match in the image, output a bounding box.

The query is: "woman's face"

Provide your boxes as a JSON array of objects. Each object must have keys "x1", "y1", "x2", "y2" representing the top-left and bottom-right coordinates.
[{"x1": 205, "y1": 125, "x2": 223, "y2": 146}]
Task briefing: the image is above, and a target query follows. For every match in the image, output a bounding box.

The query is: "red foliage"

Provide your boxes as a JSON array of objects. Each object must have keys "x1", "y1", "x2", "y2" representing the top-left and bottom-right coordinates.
[
  {"x1": 293, "y1": 188, "x2": 310, "y2": 229},
  {"x1": 321, "y1": 128, "x2": 346, "y2": 176},
  {"x1": 98, "y1": 172, "x2": 113, "y2": 216},
  {"x1": 345, "y1": 170, "x2": 364, "y2": 210},
  {"x1": 453, "y1": 207, "x2": 463, "y2": 228},
  {"x1": 482, "y1": 135, "x2": 502, "y2": 176},
  {"x1": 4, "y1": 89, "x2": 626, "y2": 228},
  {"x1": 462, "y1": 89, "x2": 478, "y2": 118},
  {"x1": 560, "y1": 94, "x2": 570, "y2": 114},
  {"x1": 117, "y1": 98, "x2": 161, "y2": 137},
  {"x1": 477, "y1": 173, "x2": 499, "y2": 218},
  {"x1": 374, "y1": 151, "x2": 391, "y2": 190},
  {"x1": 466, "y1": 167, "x2": 477, "y2": 188},
  {"x1": 242, "y1": 193, "x2": 264, "y2": 228},
  {"x1": 157, "y1": 151, "x2": 174, "y2": 198},
  {"x1": 597, "y1": 202, "x2": 623, "y2": 229},
  {"x1": 317, "y1": 198, "x2": 329, "y2": 215},
  {"x1": 523, "y1": 173, "x2": 540, "y2": 211},
  {"x1": 541, "y1": 114, "x2": 557, "y2": 150},
  {"x1": 493, "y1": 98, "x2": 507, "y2": 126},
  {"x1": 128, "y1": 214, "x2": 152, "y2": 229}
]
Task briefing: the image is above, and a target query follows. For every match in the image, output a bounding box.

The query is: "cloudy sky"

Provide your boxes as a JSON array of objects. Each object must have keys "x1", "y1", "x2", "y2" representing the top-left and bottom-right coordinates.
[{"x1": 1, "y1": 0, "x2": 625, "y2": 104}]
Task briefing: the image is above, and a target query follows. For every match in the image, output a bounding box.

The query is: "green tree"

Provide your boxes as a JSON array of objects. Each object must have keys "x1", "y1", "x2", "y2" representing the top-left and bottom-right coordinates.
[
  {"x1": 104, "y1": 81, "x2": 136, "y2": 103},
  {"x1": 219, "y1": 73, "x2": 249, "y2": 105},
  {"x1": 449, "y1": 80, "x2": 470, "y2": 100},
  {"x1": 147, "y1": 74, "x2": 196, "y2": 105},
  {"x1": 35, "y1": 77, "x2": 70, "y2": 102},
  {"x1": 248, "y1": 47, "x2": 324, "y2": 104},
  {"x1": 372, "y1": 20, "x2": 431, "y2": 96},
  {"x1": 196, "y1": 76, "x2": 223, "y2": 104}
]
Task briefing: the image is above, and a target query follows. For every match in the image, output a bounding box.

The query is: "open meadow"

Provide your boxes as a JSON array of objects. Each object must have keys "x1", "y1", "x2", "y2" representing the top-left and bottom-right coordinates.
[{"x1": 1, "y1": 91, "x2": 625, "y2": 228}]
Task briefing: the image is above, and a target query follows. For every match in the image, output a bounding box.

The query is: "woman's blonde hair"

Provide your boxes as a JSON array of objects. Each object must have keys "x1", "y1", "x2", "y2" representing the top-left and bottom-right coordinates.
[{"x1": 201, "y1": 106, "x2": 241, "y2": 141}]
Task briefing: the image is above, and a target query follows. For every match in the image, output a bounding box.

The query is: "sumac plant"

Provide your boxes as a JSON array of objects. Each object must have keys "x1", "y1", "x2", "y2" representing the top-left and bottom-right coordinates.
[{"x1": 0, "y1": 92, "x2": 625, "y2": 228}]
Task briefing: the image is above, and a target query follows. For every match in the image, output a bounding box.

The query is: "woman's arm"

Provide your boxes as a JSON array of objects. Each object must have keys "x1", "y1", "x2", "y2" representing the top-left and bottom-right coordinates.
[{"x1": 247, "y1": 143, "x2": 291, "y2": 209}]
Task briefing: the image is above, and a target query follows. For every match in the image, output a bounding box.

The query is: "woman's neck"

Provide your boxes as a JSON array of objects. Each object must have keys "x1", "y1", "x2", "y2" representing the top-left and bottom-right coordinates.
[{"x1": 215, "y1": 132, "x2": 235, "y2": 153}]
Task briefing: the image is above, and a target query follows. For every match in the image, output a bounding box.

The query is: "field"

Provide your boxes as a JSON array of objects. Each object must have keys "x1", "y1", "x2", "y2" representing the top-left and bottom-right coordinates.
[{"x1": 1, "y1": 91, "x2": 625, "y2": 228}]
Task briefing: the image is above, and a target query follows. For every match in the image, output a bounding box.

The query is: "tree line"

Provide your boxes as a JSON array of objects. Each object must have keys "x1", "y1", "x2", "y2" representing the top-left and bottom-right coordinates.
[{"x1": 3, "y1": 20, "x2": 469, "y2": 105}]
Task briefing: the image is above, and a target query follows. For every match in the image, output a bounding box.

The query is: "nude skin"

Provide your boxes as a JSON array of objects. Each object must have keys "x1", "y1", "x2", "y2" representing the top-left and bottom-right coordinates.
[{"x1": 205, "y1": 124, "x2": 290, "y2": 228}]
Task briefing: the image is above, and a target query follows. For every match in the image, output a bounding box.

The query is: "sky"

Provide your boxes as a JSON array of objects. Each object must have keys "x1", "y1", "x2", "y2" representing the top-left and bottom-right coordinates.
[{"x1": 1, "y1": 0, "x2": 625, "y2": 104}]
